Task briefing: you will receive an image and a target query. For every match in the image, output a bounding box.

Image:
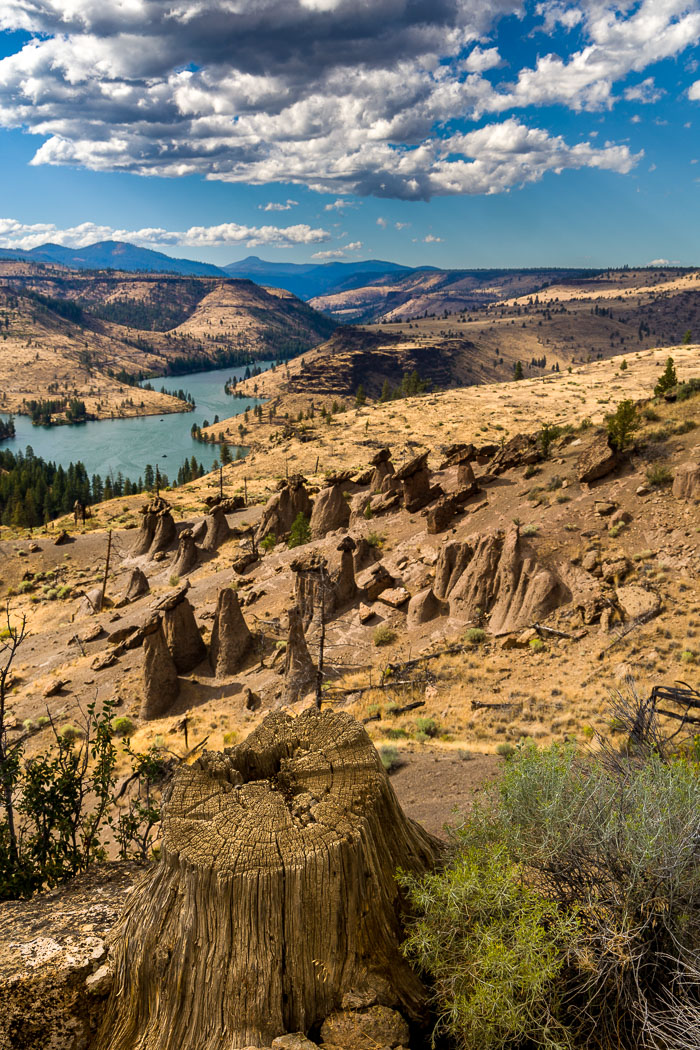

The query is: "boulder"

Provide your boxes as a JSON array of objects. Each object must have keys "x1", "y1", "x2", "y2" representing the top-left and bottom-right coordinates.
[
  {"x1": 425, "y1": 496, "x2": 458, "y2": 534},
  {"x1": 610, "y1": 508, "x2": 632, "y2": 526},
  {"x1": 601, "y1": 556, "x2": 632, "y2": 583},
  {"x1": 309, "y1": 482, "x2": 350, "y2": 539},
  {"x1": 595, "y1": 500, "x2": 617, "y2": 517},
  {"x1": 256, "y1": 475, "x2": 313, "y2": 543},
  {"x1": 162, "y1": 596, "x2": 207, "y2": 673},
  {"x1": 122, "y1": 567, "x2": 149, "y2": 603},
  {"x1": 0, "y1": 864, "x2": 141, "y2": 1050},
  {"x1": 232, "y1": 549, "x2": 259, "y2": 574},
  {"x1": 200, "y1": 505, "x2": 231, "y2": 552},
  {"x1": 488, "y1": 433, "x2": 541, "y2": 475},
  {"x1": 438, "y1": 442, "x2": 477, "y2": 469},
  {"x1": 243, "y1": 686, "x2": 261, "y2": 712},
  {"x1": 209, "y1": 588, "x2": 253, "y2": 676},
  {"x1": 53, "y1": 529, "x2": 73, "y2": 546},
  {"x1": 406, "y1": 587, "x2": 446, "y2": 628},
  {"x1": 141, "y1": 618, "x2": 179, "y2": 720},
  {"x1": 672, "y1": 461, "x2": 700, "y2": 500},
  {"x1": 615, "y1": 585, "x2": 661, "y2": 622},
  {"x1": 379, "y1": 587, "x2": 410, "y2": 609},
  {"x1": 319, "y1": 1006, "x2": 410, "y2": 1049},
  {"x1": 172, "y1": 530, "x2": 198, "y2": 576},
  {"x1": 576, "y1": 431, "x2": 619, "y2": 483},
  {"x1": 284, "y1": 606, "x2": 317, "y2": 703},
  {"x1": 357, "y1": 563, "x2": 394, "y2": 602}
]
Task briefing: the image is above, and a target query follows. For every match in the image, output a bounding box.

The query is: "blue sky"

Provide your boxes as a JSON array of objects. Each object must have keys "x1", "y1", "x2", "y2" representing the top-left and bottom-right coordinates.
[{"x1": 1, "y1": 1, "x2": 699, "y2": 269}]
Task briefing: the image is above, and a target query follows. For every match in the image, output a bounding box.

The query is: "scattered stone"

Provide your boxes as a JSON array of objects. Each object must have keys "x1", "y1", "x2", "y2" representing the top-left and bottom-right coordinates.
[
  {"x1": 576, "y1": 431, "x2": 619, "y2": 483},
  {"x1": 141, "y1": 617, "x2": 180, "y2": 719},
  {"x1": 28, "y1": 542, "x2": 41, "y2": 554},
  {"x1": 43, "y1": 679, "x2": 66, "y2": 698},
  {"x1": 610, "y1": 509, "x2": 632, "y2": 526},
  {"x1": 232, "y1": 549, "x2": 258, "y2": 574},
  {"x1": 379, "y1": 587, "x2": 410, "y2": 609},
  {"x1": 595, "y1": 500, "x2": 617, "y2": 517},
  {"x1": 601, "y1": 556, "x2": 632, "y2": 583},
  {"x1": 358, "y1": 602, "x2": 375, "y2": 624},
  {"x1": 636, "y1": 484, "x2": 650, "y2": 497},
  {"x1": 209, "y1": 588, "x2": 253, "y2": 676},
  {"x1": 53, "y1": 530, "x2": 73, "y2": 546},
  {"x1": 91, "y1": 652, "x2": 117, "y2": 672},
  {"x1": 108, "y1": 625, "x2": 138, "y2": 645},
  {"x1": 615, "y1": 585, "x2": 661, "y2": 622},
  {"x1": 272, "y1": 1035, "x2": 318, "y2": 1050},
  {"x1": 79, "y1": 624, "x2": 104, "y2": 644},
  {"x1": 581, "y1": 550, "x2": 599, "y2": 573},
  {"x1": 319, "y1": 1006, "x2": 410, "y2": 1049}
]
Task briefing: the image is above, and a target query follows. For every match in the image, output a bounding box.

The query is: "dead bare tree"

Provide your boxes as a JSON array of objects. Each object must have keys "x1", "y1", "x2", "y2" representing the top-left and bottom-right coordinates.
[{"x1": 0, "y1": 602, "x2": 27, "y2": 866}]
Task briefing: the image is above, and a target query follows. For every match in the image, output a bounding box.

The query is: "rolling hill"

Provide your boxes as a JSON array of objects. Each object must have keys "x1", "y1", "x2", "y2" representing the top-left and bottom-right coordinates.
[{"x1": 0, "y1": 240, "x2": 228, "y2": 277}]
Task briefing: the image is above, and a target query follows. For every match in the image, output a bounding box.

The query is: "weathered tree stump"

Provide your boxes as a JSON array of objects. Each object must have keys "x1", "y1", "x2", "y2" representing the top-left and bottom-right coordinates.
[{"x1": 97, "y1": 710, "x2": 441, "y2": 1050}]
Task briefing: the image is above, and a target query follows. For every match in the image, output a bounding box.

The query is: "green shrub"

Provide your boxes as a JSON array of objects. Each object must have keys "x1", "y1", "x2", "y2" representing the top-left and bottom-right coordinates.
[
  {"x1": 260, "y1": 534, "x2": 276, "y2": 552},
  {"x1": 466, "y1": 627, "x2": 487, "y2": 644},
  {"x1": 654, "y1": 355, "x2": 677, "y2": 398},
  {"x1": 57, "y1": 585, "x2": 72, "y2": 599},
  {"x1": 385, "y1": 727, "x2": 409, "y2": 740},
  {"x1": 606, "y1": 399, "x2": 638, "y2": 451},
  {"x1": 17, "y1": 580, "x2": 34, "y2": 594},
  {"x1": 58, "y1": 723, "x2": 84, "y2": 743},
  {"x1": 110, "y1": 716, "x2": 136, "y2": 738},
  {"x1": 646, "y1": 464, "x2": 673, "y2": 487},
  {"x1": 169, "y1": 575, "x2": 180, "y2": 588},
  {"x1": 415, "y1": 716, "x2": 439, "y2": 738},
  {"x1": 496, "y1": 742, "x2": 515, "y2": 759},
  {"x1": 363, "y1": 502, "x2": 374, "y2": 520},
  {"x1": 288, "y1": 512, "x2": 311, "y2": 549},
  {"x1": 529, "y1": 637, "x2": 545, "y2": 652},
  {"x1": 366, "y1": 531, "x2": 384, "y2": 548},
  {"x1": 401, "y1": 740, "x2": 700, "y2": 1050},
  {"x1": 379, "y1": 744, "x2": 400, "y2": 773},
  {"x1": 223, "y1": 730, "x2": 238, "y2": 746},
  {"x1": 680, "y1": 650, "x2": 696, "y2": 664},
  {"x1": 522, "y1": 523, "x2": 539, "y2": 537},
  {"x1": 373, "y1": 625, "x2": 397, "y2": 647}
]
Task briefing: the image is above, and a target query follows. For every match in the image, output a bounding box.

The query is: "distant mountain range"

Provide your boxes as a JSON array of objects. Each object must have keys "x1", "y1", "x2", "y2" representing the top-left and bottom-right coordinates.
[{"x1": 0, "y1": 241, "x2": 426, "y2": 298}]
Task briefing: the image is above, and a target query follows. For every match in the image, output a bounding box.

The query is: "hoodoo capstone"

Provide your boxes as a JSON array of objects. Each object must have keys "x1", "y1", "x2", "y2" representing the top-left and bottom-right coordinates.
[
  {"x1": 256, "y1": 475, "x2": 313, "y2": 544},
  {"x1": 96, "y1": 709, "x2": 441, "y2": 1050},
  {"x1": 141, "y1": 617, "x2": 180, "y2": 719},
  {"x1": 200, "y1": 505, "x2": 231, "y2": 552},
  {"x1": 172, "y1": 529, "x2": 198, "y2": 576},
  {"x1": 161, "y1": 593, "x2": 207, "y2": 673},
  {"x1": 132, "y1": 496, "x2": 176, "y2": 557}
]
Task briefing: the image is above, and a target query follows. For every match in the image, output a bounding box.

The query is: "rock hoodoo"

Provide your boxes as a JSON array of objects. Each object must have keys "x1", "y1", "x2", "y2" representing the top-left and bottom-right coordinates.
[
  {"x1": 141, "y1": 617, "x2": 180, "y2": 719},
  {"x1": 284, "y1": 606, "x2": 317, "y2": 702},
  {"x1": 309, "y1": 478, "x2": 350, "y2": 538},
  {"x1": 394, "y1": 452, "x2": 440, "y2": 512},
  {"x1": 132, "y1": 497, "x2": 176, "y2": 557},
  {"x1": 96, "y1": 709, "x2": 441, "y2": 1050},
  {"x1": 256, "y1": 476, "x2": 313, "y2": 544},
  {"x1": 368, "y1": 448, "x2": 396, "y2": 493},
  {"x1": 332, "y1": 535, "x2": 358, "y2": 606},
  {"x1": 200, "y1": 505, "x2": 231, "y2": 552},
  {"x1": 209, "y1": 588, "x2": 253, "y2": 676},
  {"x1": 122, "y1": 567, "x2": 149, "y2": 603},
  {"x1": 160, "y1": 590, "x2": 207, "y2": 673},
  {"x1": 172, "y1": 529, "x2": 198, "y2": 576},
  {"x1": 292, "y1": 553, "x2": 333, "y2": 630},
  {"x1": 434, "y1": 525, "x2": 570, "y2": 635}
]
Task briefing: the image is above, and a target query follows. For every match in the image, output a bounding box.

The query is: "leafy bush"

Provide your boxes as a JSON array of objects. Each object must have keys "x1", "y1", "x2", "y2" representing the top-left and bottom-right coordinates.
[
  {"x1": 606, "y1": 399, "x2": 638, "y2": 451},
  {"x1": 401, "y1": 739, "x2": 700, "y2": 1050},
  {"x1": 260, "y1": 533, "x2": 276, "y2": 552},
  {"x1": 287, "y1": 512, "x2": 311, "y2": 549},
  {"x1": 522, "y1": 523, "x2": 539, "y2": 537},
  {"x1": 466, "y1": 627, "x2": 487, "y2": 644},
  {"x1": 373, "y1": 625, "x2": 397, "y2": 647},
  {"x1": 415, "y1": 716, "x2": 439, "y2": 738},
  {"x1": 528, "y1": 637, "x2": 545, "y2": 652},
  {"x1": 646, "y1": 464, "x2": 673, "y2": 487},
  {"x1": 654, "y1": 356, "x2": 677, "y2": 398},
  {"x1": 110, "y1": 716, "x2": 135, "y2": 737},
  {"x1": 379, "y1": 744, "x2": 400, "y2": 773},
  {"x1": 366, "y1": 531, "x2": 384, "y2": 548}
]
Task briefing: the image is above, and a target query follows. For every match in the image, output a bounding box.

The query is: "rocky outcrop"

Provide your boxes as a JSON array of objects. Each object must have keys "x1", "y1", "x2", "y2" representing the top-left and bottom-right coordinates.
[
  {"x1": 162, "y1": 595, "x2": 207, "y2": 673},
  {"x1": 309, "y1": 481, "x2": 350, "y2": 539},
  {"x1": 121, "y1": 567, "x2": 149, "y2": 603},
  {"x1": 434, "y1": 526, "x2": 570, "y2": 635},
  {"x1": 354, "y1": 536, "x2": 381, "y2": 571},
  {"x1": 209, "y1": 588, "x2": 253, "y2": 676},
  {"x1": 284, "y1": 606, "x2": 317, "y2": 702},
  {"x1": 141, "y1": 618, "x2": 180, "y2": 719},
  {"x1": 489, "y1": 433, "x2": 541, "y2": 475},
  {"x1": 256, "y1": 475, "x2": 313, "y2": 543},
  {"x1": 615, "y1": 585, "x2": 661, "y2": 622},
  {"x1": 576, "y1": 431, "x2": 620, "y2": 483},
  {"x1": 394, "y1": 452, "x2": 440, "y2": 512},
  {"x1": 132, "y1": 497, "x2": 176, "y2": 557},
  {"x1": 439, "y1": 442, "x2": 477, "y2": 469},
  {"x1": 0, "y1": 864, "x2": 141, "y2": 1050},
  {"x1": 672, "y1": 461, "x2": 700, "y2": 500},
  {"x1": 425, "y1": 496, "x2": 458, "y2": 534},
  {"x1": 200, "y1": 505, "x2": 231, "y2": 552},
  {"x1": 172, "y1": 529, "x2": 198, "y2": 576}
]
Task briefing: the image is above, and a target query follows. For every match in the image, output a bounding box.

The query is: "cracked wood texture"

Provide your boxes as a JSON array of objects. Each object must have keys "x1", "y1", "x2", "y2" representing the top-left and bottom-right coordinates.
[{"x1": 96, "y1": 709, "x2": 441, "y2": 1050}]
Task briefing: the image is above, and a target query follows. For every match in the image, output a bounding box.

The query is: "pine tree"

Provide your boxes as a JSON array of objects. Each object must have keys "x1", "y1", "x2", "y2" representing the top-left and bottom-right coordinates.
[
  {"x1": 654, "y1": 356, "x2": 678, "y2": 398},
  {"x1": 514, "y1": 361, "x2": 524, "y2": 381}
]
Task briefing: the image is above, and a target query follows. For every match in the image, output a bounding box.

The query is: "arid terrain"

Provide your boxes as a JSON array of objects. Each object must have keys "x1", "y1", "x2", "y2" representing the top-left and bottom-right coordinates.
[{"x1": 0, "y1": 340, "x2": 697, "y2": 839}]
